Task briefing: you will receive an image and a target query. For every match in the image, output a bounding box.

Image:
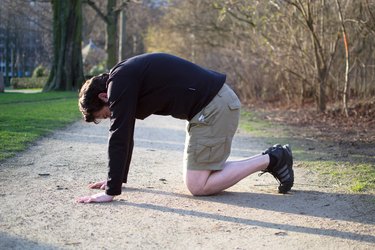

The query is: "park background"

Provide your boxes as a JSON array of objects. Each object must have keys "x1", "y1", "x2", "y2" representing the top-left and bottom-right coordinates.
[{"x1": 0, "y1": 1, "x2": 374, "y2": 192}]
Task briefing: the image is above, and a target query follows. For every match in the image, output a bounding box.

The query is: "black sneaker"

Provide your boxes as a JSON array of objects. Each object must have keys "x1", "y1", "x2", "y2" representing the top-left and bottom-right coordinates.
[{"x1": 261, "y1": 144, "x2": 294, "y2": 193}]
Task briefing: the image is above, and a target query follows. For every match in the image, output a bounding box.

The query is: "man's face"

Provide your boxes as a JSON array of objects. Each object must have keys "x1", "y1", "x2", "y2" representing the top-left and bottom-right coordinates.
[{"x1": 93, "y1": 106, "x2": 111, "y2": 120}]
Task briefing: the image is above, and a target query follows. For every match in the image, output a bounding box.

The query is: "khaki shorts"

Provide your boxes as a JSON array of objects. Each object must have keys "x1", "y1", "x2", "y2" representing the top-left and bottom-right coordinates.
[{"x1": 183, "y1": 84, "x2": 241, "y2": 170}]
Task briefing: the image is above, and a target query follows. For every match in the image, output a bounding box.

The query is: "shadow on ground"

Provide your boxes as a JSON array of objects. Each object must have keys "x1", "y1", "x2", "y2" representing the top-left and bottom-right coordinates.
[
  {"x1": 0, "y1": 232, "x2": 58, "y2": 250},
  {"x1": 109, "y1": 187, "x2": 375, "y2": 244}
]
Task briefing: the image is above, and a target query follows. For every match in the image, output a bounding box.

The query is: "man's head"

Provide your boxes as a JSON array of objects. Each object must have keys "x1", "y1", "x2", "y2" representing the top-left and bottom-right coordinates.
[{"x1": 78, "y1": 73, "x2": 111, "y2": 123}]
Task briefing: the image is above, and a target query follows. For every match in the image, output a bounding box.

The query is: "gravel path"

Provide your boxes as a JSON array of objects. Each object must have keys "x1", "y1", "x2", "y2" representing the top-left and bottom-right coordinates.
[{"x1": 0, "y1": 115, "x2": 374, "y2": 249}]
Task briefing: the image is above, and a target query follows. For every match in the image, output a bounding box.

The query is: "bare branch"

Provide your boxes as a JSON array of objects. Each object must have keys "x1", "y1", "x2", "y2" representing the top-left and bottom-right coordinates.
[{"x1": 85, "y1": 0, "x2": 108, "y2": 23}]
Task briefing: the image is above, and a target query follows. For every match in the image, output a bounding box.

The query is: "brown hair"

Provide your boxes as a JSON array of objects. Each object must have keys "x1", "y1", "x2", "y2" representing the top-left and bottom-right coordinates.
[{"x1": 78, "y1": 73, "x2": 109, "y2": 123}]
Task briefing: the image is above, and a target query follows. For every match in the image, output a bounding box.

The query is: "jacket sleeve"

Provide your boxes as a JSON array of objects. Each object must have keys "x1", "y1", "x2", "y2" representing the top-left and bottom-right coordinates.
[{"x1": 105, "y1": 79, "x2": 137, "y2": 196}]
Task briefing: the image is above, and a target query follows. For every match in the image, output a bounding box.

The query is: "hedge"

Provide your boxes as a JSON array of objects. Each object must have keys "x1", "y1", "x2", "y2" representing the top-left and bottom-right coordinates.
[{"x1": 10, "y1": 77, "x2": 48, "y2": 89}]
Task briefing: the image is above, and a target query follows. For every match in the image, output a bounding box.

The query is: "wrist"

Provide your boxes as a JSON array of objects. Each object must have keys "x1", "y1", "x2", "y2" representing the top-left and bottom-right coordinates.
[{"x1": 105, "y1": 189, "x2": 121, "y2": 196}]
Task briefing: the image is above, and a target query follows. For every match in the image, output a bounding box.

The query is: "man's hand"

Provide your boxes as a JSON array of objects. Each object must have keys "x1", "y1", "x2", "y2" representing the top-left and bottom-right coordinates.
[
  {"x1": 88, "y1": 180, "x2": 107, "y2": 190},
  {"x1": 76, "y1": 192, "x2": 114, "y2": 203}
]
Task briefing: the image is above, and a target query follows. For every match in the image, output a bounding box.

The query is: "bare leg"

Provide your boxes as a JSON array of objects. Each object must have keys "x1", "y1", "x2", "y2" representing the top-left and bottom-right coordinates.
[{"x1": 184, "y1": 154, "x2": 270, "y2": 196}]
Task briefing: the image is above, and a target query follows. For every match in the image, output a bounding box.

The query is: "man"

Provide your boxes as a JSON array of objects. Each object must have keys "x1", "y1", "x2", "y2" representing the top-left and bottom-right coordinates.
[{"x1": 77, "y1": 53, "x2": 293, "y2": 203}]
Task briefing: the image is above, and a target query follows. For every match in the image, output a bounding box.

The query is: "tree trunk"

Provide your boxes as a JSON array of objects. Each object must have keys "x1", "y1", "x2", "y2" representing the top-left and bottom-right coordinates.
[
  {"x1": 44, "y1": 0, "x2": 84, "y2": 91},
  {"x1": 5, "y1": 20, "x2": 11, "y2": 86},
  {"x1": 118, "y1": 9, "x2": 127, "y2": 62},
  {"x1": 317, "y1": 68, "x2": 327, "y2": 112},
  {"x1": 106, "y1": 0, "x2": 118, "y2": 69},
  {"x1": 312, "y1": 23, "x2": 328, "y2": 112},
  {"x1": 336, "y1": 0, "x2": 350, "y2": 117}
]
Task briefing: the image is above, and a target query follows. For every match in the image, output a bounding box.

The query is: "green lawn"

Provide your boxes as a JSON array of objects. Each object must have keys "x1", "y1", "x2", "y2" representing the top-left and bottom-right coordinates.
[{"x1": 0, "y1": 91, "x2": 81, "y2": 161}]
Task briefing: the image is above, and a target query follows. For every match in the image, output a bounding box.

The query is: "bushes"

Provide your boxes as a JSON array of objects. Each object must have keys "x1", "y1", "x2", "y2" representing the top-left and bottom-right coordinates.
[
  {"x1": 88, "y1": 61, "x2": 106, "y2": 76},
  {"x1": 32, "y1": 65, "x2": 48, "y2": 78},
  {"x1": 11, "y1": 77, "x2": 48, "y2": 89},
  {"x1": 11, "y1": 65, "x2": 48, "y2": 89}
]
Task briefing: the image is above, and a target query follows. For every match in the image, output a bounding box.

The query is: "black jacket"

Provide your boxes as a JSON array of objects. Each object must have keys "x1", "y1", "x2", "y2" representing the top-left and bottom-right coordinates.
[{"x1": 105, "y1": 53, "x2": 226, "y2": 195}]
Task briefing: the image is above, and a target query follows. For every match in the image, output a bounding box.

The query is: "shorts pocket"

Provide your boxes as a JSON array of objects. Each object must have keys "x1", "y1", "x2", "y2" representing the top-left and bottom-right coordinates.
[
  {"x1": 228, "y1": 92, "x2": 241, "y2": 110},
  {"x1": 195, "y1": 137, "x2": 226, "y2": 163},
  {"x1": 228, "y1": 99, "x2": 241, "y2": 110}
]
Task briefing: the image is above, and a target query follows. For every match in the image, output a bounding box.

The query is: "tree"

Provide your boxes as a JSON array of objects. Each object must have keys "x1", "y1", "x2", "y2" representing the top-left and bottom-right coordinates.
[
  {"x1": 86, "y1": 0, "x2": 130, "y2": 69},
  {"x1": 282, "y1": 0, "x2": 338, "y2": 112},
  {"x1": 44, "y1": 0, "x2": 84, "y2": 91}
]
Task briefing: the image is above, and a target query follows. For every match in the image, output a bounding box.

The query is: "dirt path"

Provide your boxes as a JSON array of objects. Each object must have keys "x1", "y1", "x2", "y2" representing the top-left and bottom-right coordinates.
[{"x1": 0, "y1": 116, "x2": 374, "y2": 249}]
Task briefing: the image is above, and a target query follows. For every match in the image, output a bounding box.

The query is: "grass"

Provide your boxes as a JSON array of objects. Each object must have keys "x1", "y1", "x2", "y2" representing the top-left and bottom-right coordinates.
[
  {"x1": 240, "y1": 111, "x2": 271, "y2": 135},
  {"x1": 0, "y1": 91, "x2": 81, "y2": 161},
  {"x1": 240, "y1": 109, "x2": 375, "y2": 193},
  {"x1": 303, "y1": 161, "x2": 375, "y2": 193}
]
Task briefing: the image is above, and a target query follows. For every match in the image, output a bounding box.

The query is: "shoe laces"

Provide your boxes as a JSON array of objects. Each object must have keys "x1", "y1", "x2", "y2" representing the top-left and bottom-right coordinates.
[{"x1": 258, "y1": 169, "x2": 281, "y2": 184}]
